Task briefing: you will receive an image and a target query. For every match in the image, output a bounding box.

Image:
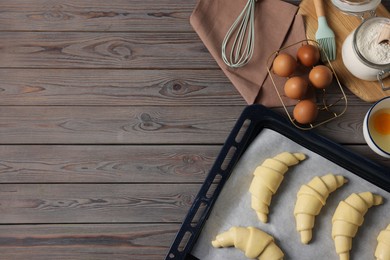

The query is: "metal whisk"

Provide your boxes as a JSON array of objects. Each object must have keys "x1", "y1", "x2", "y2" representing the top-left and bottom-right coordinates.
[{"x1": 222, "y1": 0, "x2": 257, "y2": 68}]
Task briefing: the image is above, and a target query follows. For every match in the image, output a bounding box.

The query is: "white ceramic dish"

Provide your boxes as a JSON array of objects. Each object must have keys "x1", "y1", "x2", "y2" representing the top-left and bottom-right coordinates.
[{"x1": 363, "y1": 96, "x2": 390, "y2": 158}]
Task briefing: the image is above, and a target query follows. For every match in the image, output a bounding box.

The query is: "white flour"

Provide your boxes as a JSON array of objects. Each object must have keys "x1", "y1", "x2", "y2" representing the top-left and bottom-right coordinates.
[{"x1": 357, "y1": 22, "x2": 390, "y2": 65}]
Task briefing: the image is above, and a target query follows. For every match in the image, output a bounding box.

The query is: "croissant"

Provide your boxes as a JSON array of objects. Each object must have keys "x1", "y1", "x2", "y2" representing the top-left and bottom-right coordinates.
[
  {"x1": 332, "y1": 192, "x2": 383, "y2": 260},
  {"x1": 212, "y1": 226, "x2": 284, "y2": 260},
  {"x1": 249, "y1": 152, "x2": 306, "y2": 223},
  {"x1": 375, "y1": 224, "x2": 390, "y2": 260},
  {"x1": 294, "y1": 174, "x2": 347, "y2": 244}
]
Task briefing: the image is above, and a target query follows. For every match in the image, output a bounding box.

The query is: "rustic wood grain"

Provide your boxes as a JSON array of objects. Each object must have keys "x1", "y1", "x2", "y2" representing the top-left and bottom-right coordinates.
[
  {"x1": 0, "y1": 106, "x2": 244, "y2": 144},
  {"x1": 0, "y1": 105, "x2": 378, "y2": 144},
  {"x1": 0, "y1": 0, "x2": 385, "y2": 33},
  {"x1": 0, "y1": 248, "x2": 166, "y2": 260},
  {"x1": 0, "y1": 0, "x2": 307, "y2": 33},
  {"x1": 0, "y1": 145, "x2": 219, "y2": 183},
  {"x1": 0, "y1": 69, "x2": 368, "y2": 107},
  {"x1": 0, "y1": 32, "x2": 217, "y2": 69},
  {"x1": 0, "y1": 224, "x2": 179, "y2": 260},
  {"x1": 312, "y1": 106, "x2": 370, "y2": 144},
  {"x1": 270, "y1": 104, "x2": 378, "y2": 143},
  {"x1": 0, "y1": 0, "x2": 196, "y2": 32},
  {"x1": 0, "y1": 184, "x2": 201, "y2": 223},
  {"x1": 0, "y1": 144, "x2": 387, "y2": 184},
  {"x1": 0, "y1": 103, "x2": 376, "y2": 144},
  {"x1": 0, "y1": 69, "x2": 244, "y2": 106}
]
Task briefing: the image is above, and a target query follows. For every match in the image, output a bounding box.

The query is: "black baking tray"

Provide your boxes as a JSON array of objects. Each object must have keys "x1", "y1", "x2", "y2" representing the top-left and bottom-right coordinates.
[{"x1": 165, "y1": 104, "x2": 389, "y2": 260}]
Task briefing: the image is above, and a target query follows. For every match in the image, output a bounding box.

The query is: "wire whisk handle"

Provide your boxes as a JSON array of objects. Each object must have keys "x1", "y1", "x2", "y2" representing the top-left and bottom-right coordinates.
[{"x1": 222, "y1": 0, "x2": 257, "y2": 68}]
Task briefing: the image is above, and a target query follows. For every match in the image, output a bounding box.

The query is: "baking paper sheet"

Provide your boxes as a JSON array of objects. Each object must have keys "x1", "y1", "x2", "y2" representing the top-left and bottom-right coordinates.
[{"x1": 192, "y1": 128, "x2": 389, "y2": 260}]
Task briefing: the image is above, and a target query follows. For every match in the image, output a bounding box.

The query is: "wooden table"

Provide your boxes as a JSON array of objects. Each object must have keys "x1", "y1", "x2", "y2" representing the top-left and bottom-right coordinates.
[{"x1": 0, "y1": 1, "x2": 388, "y2": 259}]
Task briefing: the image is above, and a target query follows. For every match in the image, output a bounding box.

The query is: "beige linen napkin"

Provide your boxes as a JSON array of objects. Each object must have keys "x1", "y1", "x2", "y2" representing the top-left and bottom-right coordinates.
[{"x1": 190, "y1": 0, "x2": 306, "y2": 107}]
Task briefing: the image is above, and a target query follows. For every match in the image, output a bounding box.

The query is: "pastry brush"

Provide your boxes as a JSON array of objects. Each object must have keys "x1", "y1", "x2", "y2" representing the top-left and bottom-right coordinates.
[{"x1": 314, "y1": 0, "x2": 336, "y2": 61}]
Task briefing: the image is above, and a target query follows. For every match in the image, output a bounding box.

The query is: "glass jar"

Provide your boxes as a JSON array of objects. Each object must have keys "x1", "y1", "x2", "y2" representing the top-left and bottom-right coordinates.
[
  {"x1": 331, "y1": 0, "x2": 381, "y2": 20},
  {"x1": 342, "y1": 17, "x2": 390, "y2": 91}
]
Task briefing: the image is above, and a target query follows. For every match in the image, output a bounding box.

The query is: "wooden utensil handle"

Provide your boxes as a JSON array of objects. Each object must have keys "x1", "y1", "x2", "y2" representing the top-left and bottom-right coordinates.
[
  {"x1": 377, "y1": 23, "x2": 390, "y2": 44},
  {"x1": 314, "y1": 0, "x2": 326, "y2": 17}
]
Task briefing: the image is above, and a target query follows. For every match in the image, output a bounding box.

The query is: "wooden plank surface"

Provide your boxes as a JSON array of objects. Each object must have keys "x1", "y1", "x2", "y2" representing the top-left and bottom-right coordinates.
[
  {"x1": 0, "y1": 105, "x2": 380, "y2": 144},
  {"x1": 0, "y1": 32, "x2": 218, "y2": 69},
  {"x1": 0, "y1": 224, "x2": 179, "y2": 260},
  {"x1": 0, "y1": 0, "x2": 196, "y2": 32},
  {"x1": 0, "y1": 106, "x2": 242, "y2": 144},
  {"x1": 0, "y1": 68, "x2": 366, "y2": 106},
  {"x1": 0, "y1": 0, "x2": 387, "y2": 33},
  {"x1": 0, "y1": 0, "x2": 388, "y2": 259},
  {"x1": 0, "y1": 184, "x2": 200, "y2": 223},
  {"x1": 0, "y1": 145, "x2": 387, "y2": 184},
  {"x1": 0, "y1": 145, "x2": 218, "y2": 183},
  {"x1": 0, "y1": 69, "x2": 243, "y2": 106}
]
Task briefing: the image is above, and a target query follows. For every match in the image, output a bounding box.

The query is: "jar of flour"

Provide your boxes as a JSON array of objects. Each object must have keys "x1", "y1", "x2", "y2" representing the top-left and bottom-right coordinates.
[{"x1": 342, "y1": 17, "x2": 390, "y2": 91}]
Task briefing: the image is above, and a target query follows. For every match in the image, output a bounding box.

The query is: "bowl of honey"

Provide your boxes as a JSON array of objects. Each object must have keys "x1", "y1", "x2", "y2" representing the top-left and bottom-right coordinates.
[{"x1": 363, "y1": 96, "x2": 390, "y2": 158}]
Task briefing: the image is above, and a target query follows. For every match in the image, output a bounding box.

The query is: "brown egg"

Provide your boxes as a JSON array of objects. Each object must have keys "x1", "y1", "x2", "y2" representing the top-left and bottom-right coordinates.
[
  {"x1": 273, "y1": 53, "x2": 297, "y2": 77},
  {"x1": 293, "y1": 99, "x2": 318, "y2": 124},
  {"x1": 309, "y1": 65, "x2": 333, "y2": 89},
  {"x1": 284, "y1": 76, "x2": 308, "y2": 100},
  {"x1": 297, "y1": 44, "x2": 320, "y2": 67}
]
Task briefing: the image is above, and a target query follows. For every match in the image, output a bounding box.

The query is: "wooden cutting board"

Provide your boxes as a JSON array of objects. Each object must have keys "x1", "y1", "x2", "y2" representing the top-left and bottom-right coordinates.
[{"x1": 298, "y1": 1, "x2": 390, "y2": 102}]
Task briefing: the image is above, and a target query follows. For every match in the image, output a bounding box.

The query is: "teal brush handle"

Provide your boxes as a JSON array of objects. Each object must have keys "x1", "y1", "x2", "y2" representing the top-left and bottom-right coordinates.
[{"x1": 318, "y1": 16, "x2": 330, "y2": 27}]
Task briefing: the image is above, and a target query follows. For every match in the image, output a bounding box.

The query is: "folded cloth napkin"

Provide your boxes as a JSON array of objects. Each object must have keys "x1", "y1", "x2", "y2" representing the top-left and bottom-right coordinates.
[{"x1": 190, "y1": 0, "x2": 306, "y2": 107}]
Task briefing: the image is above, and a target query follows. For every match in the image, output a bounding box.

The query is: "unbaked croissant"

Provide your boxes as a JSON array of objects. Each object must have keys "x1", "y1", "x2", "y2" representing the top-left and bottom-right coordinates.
[
  {"x1": 249, "y1": 152, "x2": 306, "y2": 223},
  {"x1": 375, "y1": 224, "x2": 390, "y2": 260},
  {"x1": 294, "y1": 174, "x2": 347, "y2": 244},
  {"x1": 332, "y1": 192, "x2": 383, "y2": 260},
  {"x1": 212, "y1": 226, "x2": 284, "y2": 260}
]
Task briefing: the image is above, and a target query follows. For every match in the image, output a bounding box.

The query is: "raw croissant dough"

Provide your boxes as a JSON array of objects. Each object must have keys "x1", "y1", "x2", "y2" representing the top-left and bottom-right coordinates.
[
  {"x1": 294, "y1": 174, "x2": 347, "y2": 244},
  {"x1": 249, "y1": 152, "x2": 306, "y2": 223},
  {"x1": 375, "y1": 224, "x2": 390, "y2": 260},
  {"x1": 332, "y1": 192, "x2": 383, "y2": 260},
  {"x1": 212, "y1": 226, "x2": 284, "y2": 260}
]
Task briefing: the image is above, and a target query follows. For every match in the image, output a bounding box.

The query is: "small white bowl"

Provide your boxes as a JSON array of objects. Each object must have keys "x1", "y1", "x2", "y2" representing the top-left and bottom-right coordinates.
[{"x1": 363, "y1": 96, "x2": 390, "y2": 158}]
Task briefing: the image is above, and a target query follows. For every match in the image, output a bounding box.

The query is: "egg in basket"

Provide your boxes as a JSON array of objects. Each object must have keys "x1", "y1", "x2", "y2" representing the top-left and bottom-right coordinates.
[{"x1": 266, "y1": 39, "x2": 348, "y2": 130}]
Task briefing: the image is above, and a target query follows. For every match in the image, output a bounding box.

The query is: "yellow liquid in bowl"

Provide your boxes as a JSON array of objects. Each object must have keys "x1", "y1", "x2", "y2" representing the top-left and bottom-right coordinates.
[{"x1": 369, "y1": 108, "x2": 390, "y2": 153}]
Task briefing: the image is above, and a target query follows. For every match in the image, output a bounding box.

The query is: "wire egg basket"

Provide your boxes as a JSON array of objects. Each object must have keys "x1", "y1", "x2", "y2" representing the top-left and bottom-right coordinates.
[{"x1": 266, "y1": 39, "x2": 348, "y2": 130}]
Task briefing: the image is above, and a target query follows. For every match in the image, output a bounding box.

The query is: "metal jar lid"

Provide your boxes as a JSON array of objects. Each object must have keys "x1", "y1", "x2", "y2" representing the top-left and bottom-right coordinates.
[{"x1": 331, "y1": 0, "x2": 381, "y2": 14}]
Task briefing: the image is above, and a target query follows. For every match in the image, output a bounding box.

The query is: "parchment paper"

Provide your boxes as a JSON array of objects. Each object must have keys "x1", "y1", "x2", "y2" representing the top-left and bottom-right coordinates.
[{"x1": 192, "y1": 129, "x2": 389, "y2": 260}]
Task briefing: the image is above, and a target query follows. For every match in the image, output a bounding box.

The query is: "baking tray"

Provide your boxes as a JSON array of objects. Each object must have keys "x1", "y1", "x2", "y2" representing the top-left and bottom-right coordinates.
[{"x1": 165, "y1": 104, "x2": 389, "y2": 260}]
